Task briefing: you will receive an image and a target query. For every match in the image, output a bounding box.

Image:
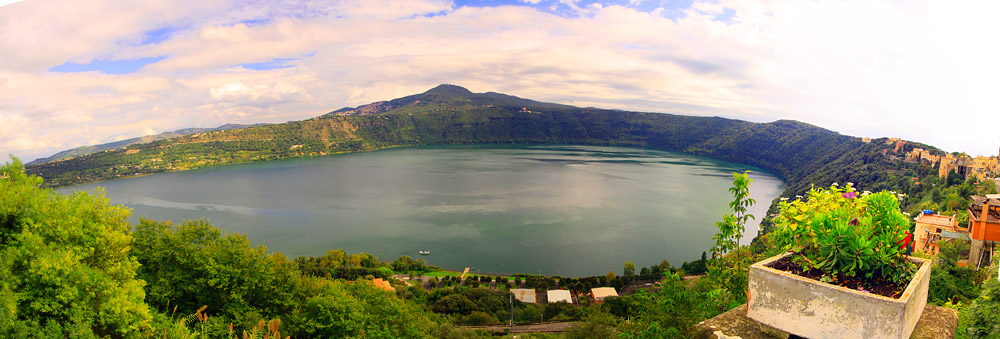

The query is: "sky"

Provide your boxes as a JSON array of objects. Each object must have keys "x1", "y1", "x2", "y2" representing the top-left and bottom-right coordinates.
[{"x1": 2, "y1": 0, "x2": 1000, "y2": 163}]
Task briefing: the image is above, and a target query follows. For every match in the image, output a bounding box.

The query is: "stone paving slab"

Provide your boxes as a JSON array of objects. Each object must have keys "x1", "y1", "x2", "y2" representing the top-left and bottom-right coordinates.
[{"x1": 693, "y1": 304, "x2": 958, "y2": 339}]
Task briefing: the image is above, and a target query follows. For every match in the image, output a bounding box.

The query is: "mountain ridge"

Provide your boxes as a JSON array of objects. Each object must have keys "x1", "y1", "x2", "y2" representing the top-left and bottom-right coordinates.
[
  {"x1": 25, "y1": 85, "x2": 920, "y2": 211},
  {"x1": 28, "y1": 123, "x2": 268, "y2": 165}
]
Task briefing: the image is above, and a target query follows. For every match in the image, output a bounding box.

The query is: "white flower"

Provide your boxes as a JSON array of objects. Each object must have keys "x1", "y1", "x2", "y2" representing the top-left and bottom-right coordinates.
[
  {"x1": 903, "y1": 212, "x2": 911, "y2": 216},
  {"x1": 847, "y1": 182, "x2": 854, "y2": 186},
  {"x1": 832, "y1": 182, "x2": 839, "y2": 186},
  {"x1": 795, "y1": 195, "x2": 804, "y2": 199},
  {"x1": 780, "y1": 197, "x2": 789, "y2": 201}
]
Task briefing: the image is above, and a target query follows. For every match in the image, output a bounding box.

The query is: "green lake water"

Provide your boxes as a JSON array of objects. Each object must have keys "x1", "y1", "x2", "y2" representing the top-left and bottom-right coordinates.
[{"x1": 60, "y1": 145, "x2": 785, "y2": 277}]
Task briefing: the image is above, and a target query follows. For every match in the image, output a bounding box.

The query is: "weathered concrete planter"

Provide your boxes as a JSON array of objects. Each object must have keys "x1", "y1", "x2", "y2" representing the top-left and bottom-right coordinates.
[{"x1": 747, "y1": 252, "x2": 931, "y2": 339}]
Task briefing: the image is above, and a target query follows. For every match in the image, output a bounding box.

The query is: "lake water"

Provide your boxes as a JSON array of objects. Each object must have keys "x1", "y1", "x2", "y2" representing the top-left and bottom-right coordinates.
[{"x1": 60, "y1": 145, "x2": 785, "y2": 277}]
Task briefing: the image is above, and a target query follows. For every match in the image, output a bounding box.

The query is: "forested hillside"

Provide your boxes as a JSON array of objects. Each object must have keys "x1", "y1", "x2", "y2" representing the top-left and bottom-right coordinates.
[
  {"x1": 27, "y1": 124, "x2": 264, "y2": 165},
  {"x1": 26, "y1": 84, "x2": 961, "y2": 230},
  {"x1": 27, "y1": 85, "x2": 863, "y2": 189}
]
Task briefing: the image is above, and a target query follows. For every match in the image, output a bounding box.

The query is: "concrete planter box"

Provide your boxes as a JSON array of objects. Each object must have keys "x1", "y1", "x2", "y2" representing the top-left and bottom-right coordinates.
[{"x1": 747, "y1": 252, "x2": 931, "y2": 339}]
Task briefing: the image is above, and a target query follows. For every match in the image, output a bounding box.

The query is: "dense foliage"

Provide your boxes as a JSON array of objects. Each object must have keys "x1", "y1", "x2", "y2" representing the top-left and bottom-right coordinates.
[
  {"x1": 0, "y1": 158, "x2": 152, "y2": 338},
  {"x1": 963, "y1": 260, "x2": 1000, "y2": 338}
]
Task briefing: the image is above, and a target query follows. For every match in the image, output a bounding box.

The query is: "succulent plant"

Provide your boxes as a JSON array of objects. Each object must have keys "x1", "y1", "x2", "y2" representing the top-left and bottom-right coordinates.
[{"x1": 772, "y1": 184, "x2": 916, "y2": 285}]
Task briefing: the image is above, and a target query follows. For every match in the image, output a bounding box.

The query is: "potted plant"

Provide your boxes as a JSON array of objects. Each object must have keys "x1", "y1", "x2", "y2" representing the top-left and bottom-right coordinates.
[{"x1": 747, "y1": 183, "x2": 931, "y2": 339}]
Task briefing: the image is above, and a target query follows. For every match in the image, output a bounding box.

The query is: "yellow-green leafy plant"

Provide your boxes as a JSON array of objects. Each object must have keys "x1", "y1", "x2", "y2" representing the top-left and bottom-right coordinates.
[{"x1": 772, "y1": 183, "x2": 916, "y2": 286}]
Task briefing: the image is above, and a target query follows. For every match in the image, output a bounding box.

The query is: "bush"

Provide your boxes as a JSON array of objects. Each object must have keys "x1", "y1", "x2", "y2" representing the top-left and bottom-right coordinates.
[
  {"x1": 289, "y1": 279, "x2": 436, "y2": 338},
  {"x1": 0, "y1": 159, "x2": 152, "y2": 337},
  {"x1": 964, "y1": 261, "x2": 1000, "y2": 338},
  {"x1": 565, "y1": 314, "x2": 616, "y2": 339},
  {"x1": 928, "y1": 266, "x2": 979, "y2": 305},
  {"x1": 132, "y1": 219, "x2": 299, "y2": 320},
  {"x1": 432, "y1": 294, "x2": 477, "y2": 315},
  {"x1": 460, "y1": 311, "x2": 499, "y2": 325}
]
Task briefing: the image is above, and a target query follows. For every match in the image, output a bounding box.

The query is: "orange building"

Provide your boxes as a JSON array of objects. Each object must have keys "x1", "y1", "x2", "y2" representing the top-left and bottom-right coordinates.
[
  {"x1": 967, "y1": 196, "x2": 1000, "y2": 268},
  {"x1": 914, "y1": 213, "x2": 960, "y2": 254}
]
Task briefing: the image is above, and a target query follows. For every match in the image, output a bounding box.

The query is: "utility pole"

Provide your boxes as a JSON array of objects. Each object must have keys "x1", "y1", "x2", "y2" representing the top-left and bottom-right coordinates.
[{"x1": 510, "y1": 292, "x2": 514, "y2": 337}]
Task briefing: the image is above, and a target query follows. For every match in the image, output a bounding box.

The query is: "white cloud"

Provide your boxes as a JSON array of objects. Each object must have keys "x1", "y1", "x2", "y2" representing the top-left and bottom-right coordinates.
[
  {"x1": 210, "y1": 81, "x2": 302, "y2": 101},
  {"x1": 0, "y1": 0, "x2": 24, "y2": 8},
  {"x1": 2, "y1": 0, "x2": 1000, "y2": 163}
]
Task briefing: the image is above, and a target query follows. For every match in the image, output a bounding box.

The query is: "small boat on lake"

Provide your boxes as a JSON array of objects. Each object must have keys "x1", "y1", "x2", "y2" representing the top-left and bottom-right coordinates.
[{"x1": 418, "y1": 250, "x2": 430, "y2": 255}]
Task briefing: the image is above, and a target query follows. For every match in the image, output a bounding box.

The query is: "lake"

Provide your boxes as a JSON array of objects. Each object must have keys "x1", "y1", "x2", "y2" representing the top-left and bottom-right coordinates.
[{"x1": 60, "y1": 145, "x2": 785, "y2": 277}]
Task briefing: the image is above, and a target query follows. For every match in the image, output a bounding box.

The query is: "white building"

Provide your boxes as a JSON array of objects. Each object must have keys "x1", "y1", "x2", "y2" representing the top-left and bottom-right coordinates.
[
  {"x1": 591, "y1": 287, "x2": 618, "y2": 302},
  {"x1": 547, "y1": 289, "x2": 572, "y2": 304}
]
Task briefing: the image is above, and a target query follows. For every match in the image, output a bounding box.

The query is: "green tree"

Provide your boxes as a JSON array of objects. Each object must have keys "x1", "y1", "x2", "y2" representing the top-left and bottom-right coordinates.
[
  {"x1": 0, "y1": 158, "x2": 152, "y2": 337},
  {"x1": 937, "y1": 238, "x2": 970, "y2": 268},
  {"x1": 432, "y1": 294, "x2": 478, "y2": 315},
  {"x1": 965, "y1": 261, "x2": 1000, "y2": 338},
  {"x1": 624, "y1": 262, "x2": 636, "y2": 279},
  {"x1": 291, "y1": 278, "x2": 435, "y2": 338},
  {"x1": 712, "y1": 171, "x2": 755, "y2": 258},
  {"x1": 565, "y1": 313, "x2": 616, "y2": 339},
  {"x1": 131, "y1": 218, "x2": 298, "y2": 321},
  {"x1": 659, "y1": 259, "x2": 672, "y2": 272}
]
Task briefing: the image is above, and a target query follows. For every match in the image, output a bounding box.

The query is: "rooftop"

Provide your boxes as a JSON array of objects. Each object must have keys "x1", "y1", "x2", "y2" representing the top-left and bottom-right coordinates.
[
  {"x1": 591, "y1": 287, "x2": 618, "y2": 300},
  {"x1": 969, "y1": 196, "x2": 1000, "y2": 223},
  {"x1": 547, "y1": 289, "x2": 572, "y2": 304},
  {"x1": 511, "y1": 288, "x2": 536, "y2": 303},
  {"x1": 915, "y1": 213, "x2": 955, "y2": 227}
]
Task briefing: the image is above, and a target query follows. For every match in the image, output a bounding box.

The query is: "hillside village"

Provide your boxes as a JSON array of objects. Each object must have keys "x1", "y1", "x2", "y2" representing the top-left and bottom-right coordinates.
[
  {"x1": 874, "y1": 136, "x2": 1000, "y2": 183},
  {"x1": 869, "y1": 136, "x2": 1000, "y2": 276}
]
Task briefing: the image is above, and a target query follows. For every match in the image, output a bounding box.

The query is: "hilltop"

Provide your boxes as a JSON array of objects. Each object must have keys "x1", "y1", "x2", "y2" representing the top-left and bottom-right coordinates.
[{"x1": 26, "y1": 84, "x2": 945, "y2": 225}]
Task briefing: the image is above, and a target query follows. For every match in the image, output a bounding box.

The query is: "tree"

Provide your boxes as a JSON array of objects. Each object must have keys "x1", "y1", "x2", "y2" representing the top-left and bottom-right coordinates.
[
  {"x1": 131, "y1": 218, "x2": 299, "y2": 321},
  {"x1": 712, "y1": 171, "x2": 755, "y2": 258},
  {"x1": 292, "y1": 279, "x2": 436, "y2": 338},
  {"x1": 606, "y1": 272, "x2": 616, "y2": 284},
  {"x1": 0, "y1": 158, "x2": 152, "y2": 337},
  {"x1": 624, "y1": 262, "x2": 636, "y2": 279},
  {"x1": 432, "y1": 294, "x2": 477, "y2": 315},
  {"x1": 659, "y1": 259, "x2": 672, "y2": 272},
  {"x1": 938, "y1": 238, "x2": 970, "y2": 268}
]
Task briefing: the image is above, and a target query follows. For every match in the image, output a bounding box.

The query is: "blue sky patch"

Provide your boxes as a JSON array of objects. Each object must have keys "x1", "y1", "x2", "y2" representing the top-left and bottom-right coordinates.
[
  {"x1": 241, "y1": 58, "x2": 296, "y2": 71},
  {"x1": 49, "y1": 56, "x2": 167, "y2": 75},
  {"x1": 140, "y1": 26, "x2": 183, "y2": 45},
  {"x1": 452, "y1": 0, "x2": 695, "y2": 19},
  {"x1": 714, "y1": 7, "x2": 737, "y2": 24}
]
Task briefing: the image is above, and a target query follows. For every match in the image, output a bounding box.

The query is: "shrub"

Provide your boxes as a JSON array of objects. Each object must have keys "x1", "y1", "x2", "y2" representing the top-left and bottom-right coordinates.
[
  {"x1": 0, "y1": 159, "x2": 152, "y2": 337},
  {"x1": 460, "y1": 311, "x2": 498, "y2": 326},
  {"x1": 964, "y1": 261, "x2": 1000, "y2": 338}
]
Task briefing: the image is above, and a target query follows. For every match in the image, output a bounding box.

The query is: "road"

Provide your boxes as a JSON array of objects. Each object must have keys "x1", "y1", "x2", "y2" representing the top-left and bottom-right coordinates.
[{"x1": 466, "y1": 321, "x2": 581, "y2": 333}]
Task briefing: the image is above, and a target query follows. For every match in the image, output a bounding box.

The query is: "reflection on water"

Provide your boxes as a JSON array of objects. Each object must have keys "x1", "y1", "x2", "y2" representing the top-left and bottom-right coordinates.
[{"x1": 60, "y1": 145, "x2": 785, "y2": 277}]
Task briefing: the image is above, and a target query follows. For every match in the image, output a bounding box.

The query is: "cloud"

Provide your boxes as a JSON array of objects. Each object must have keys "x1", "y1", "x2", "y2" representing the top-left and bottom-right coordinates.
[
  {"x1": 2, "y1": 0, "x2": 1000, "y2": 163},
  {"x1": 210, "y1": 81, "x2": 302, "y2": 102}
]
